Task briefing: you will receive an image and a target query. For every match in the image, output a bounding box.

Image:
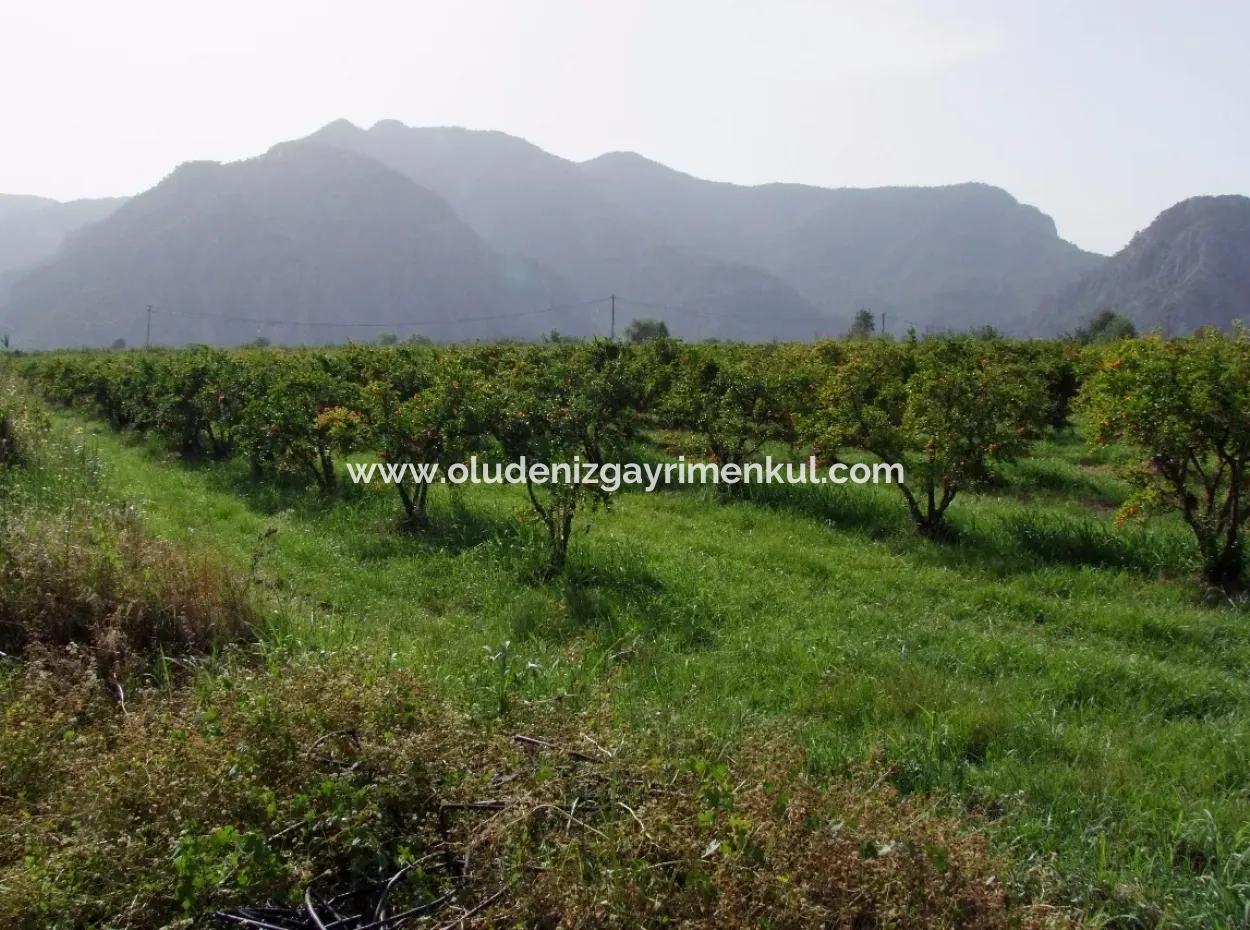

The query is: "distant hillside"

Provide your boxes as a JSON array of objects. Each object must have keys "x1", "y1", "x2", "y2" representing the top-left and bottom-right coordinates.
[
  {"x1": 1044, "y1": 195, "x2": 1250, "y2": 334},
  {"x1": 12, "y1": 119, "x2": 1248, "y2": 345},
  {"x1": 0, "y1": 143, "x2": 569, "y2": 348},
  {"x1": 312, "y1": 121, "x2": 1102, "y2": 336},
  {"x1": 308, "y1": 120, "x2": 819, "y2": 340},
  {"x1": 0, "y1": 194, "x2": 57, "y2": 222},
  {"x1": 579, "y1": 155, "x2": 1105, "y2": 333},
  {"x1": 0, "y1": 194, "x2": 124, "y2": 300}
]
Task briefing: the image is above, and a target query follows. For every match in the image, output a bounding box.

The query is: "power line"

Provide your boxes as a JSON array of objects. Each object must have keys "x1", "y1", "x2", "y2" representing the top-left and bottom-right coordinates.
[
  {"x1": 142, "y1": 293, "x2": 1034, "y2": 341},
  {"x1": 148, "y1": 297, "x2": 613, "y2": 330},
  {"x1": 613, "y1": 296, "x2": 834, "y2": 324}
]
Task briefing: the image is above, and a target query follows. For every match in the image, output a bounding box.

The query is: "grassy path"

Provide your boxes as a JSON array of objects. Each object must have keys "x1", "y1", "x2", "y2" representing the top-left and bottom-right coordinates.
[{"x1": 68, "y1": 412, "x2": 1250, "y2": 926}]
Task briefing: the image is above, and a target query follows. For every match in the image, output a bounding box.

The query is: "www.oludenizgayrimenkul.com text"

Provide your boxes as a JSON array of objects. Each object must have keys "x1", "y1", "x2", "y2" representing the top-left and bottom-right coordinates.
[{"x1": 346, "y1": 456, "x2": 903, "y2": 493}]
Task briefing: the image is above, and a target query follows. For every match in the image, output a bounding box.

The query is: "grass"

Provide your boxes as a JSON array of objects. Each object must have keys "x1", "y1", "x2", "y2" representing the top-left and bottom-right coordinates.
[
  {"x1": 23, "y1": 410, "x2": 1250, "y2": 927},
  {"x1": 0, "y1": 391, "x2": 1042, "y2": 930}
]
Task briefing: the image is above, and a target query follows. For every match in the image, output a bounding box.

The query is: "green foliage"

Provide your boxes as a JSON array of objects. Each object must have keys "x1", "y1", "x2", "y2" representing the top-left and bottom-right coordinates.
[
  {"x1": 235, "y1": 352, "x2": 353, "y2": 491},
  {"x1": 816, "y1": 338, "x2": 1047, "y2": 535},
  {"x1": 489, "y1": 340, "x2": 640, "y2": 572},
  {"x1": 1082, "y1": 328, "x2": 1250, "y2": 593},
  {"x1": 328, "y1": 359, "x2": 490, "y2": 526},
  {"x1": 847, "y1": 307, "x2": 876, "y2": 340},
  {"x1": 0, "y1": 382, "x2": 35, "y2": 468},
  {"x1": 623, "y1": 317, "x2": 669, "y2": 343},
  {"x1": 968, "y1": 324, "x2": 1002, "y2": 340},
  {"x1": 15, "y1": 346, "x2": 1250, "y2": 926},
  {"x1": 147, "y1": 347, "x2": 243, "y2": 456},
  {"x1": 663, "y1": 344, "x2": 804, "y2": 498},
  {"x1": 1029, "y1": 340, "x2": 1084, "y2": 431},
  {"x1": 1073, "y1": 308, "x2": 1137, "y2": 344},
  {"x1": 0, "y1": 655, "x2": 1025, "y2": 930}
]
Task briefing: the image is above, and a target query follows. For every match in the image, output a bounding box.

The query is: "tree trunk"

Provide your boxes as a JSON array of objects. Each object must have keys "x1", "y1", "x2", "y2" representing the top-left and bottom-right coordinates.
[
  {"x1": 318, "y1": 447, "x2": 336, "y2": 492},
  {"x1": 1204, "y1": 538, "x2": 1245, "y2": 595}
]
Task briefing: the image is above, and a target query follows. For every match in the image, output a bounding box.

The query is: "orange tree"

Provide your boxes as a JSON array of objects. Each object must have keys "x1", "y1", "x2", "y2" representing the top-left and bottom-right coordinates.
[
  {"x1": 1082, "y1": 328, "x2": 1250, "y2": 594},
  {"x1": 145, "y1": 348, "x2": 243, "y2": 457},
  {"x1": 489, "y1": 340, "x2": 639, "y2": 574},
  {"x1": 661, "y1": 344, "x2": 804, "y2": 500},
  {"x1": 817, "y1": 337, "x2": 1046, "y2": 537},
  {"x1": 234, "y1": 351, "x2": 354, "y2": 492},
  {"x1": 323, "y1": 359, "x2": 490, "y2": 527}
]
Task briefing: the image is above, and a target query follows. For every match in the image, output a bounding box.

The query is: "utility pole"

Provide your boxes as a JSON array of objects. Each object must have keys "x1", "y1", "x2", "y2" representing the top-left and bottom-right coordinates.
[
  {"x1": 880, "y1": 311, "x2": 886, "y2": 337},
  {"x1": 145, "y1": 304, "x2": 152, "y2": 347},
  {"x1": 610, "y1": 295, "x2": 616, "y2": 340}
]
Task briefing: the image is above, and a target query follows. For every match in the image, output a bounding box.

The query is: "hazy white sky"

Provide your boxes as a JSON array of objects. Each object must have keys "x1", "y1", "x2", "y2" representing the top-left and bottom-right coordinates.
[{"x1": 2, "y1": 0, "x2": 1246, "y2": 253}]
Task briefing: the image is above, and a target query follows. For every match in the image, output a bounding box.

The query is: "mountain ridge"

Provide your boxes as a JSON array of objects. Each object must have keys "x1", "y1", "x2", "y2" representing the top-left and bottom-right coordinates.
[
  {"x1": 307, "y1": 120, "x2": 1101, "y2": 336},
  {"x1": 0, "y1": 141, "x2": 571, "y2": 347},
  {"x1": 2, "y1": 118, "x2": 1244, "y2": 346}
]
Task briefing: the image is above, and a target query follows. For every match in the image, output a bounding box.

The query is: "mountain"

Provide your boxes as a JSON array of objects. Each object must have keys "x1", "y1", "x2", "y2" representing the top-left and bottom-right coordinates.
[
  {"x1": 24, "y1": 119, "x2": 1247, "y2": 345},
  {"x1": 1044, "y1": 195, "x2": 1250, "y2": 334},
  {"x1": 310, "y1": 120, "x2": 1102, "y2": 336},
  {"x1": 581, "y1": 153, "x2": 1105, "y2": 333},
  {"x1": 0, "y1": 142, "x2": 569, "y2": 348},
  {"x1": 0, "y1": 194, "x2": 56, "y2": 222},
  {"x1": 307, "y1": 120, "x2": 820, "y2": 340},
  {"x1": 0, "y1": 194, "x2": 124, "y2": 300}
]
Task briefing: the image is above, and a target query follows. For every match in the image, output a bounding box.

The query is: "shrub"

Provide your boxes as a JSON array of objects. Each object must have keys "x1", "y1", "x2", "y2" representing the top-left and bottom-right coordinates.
[
  {"x1": 0, "y1": 657, "x2": 1056, "y2": 930},
  {"x1": 0, "y1": 380, "x2": 43, "y2": 468},
  {"x1": 235, "y1": 351, "x2": 354, "y2": 491},
  {"x1": 325, "y1": 361, "x2": 491, "y2": 527},
  {"x1": 663, "y1": 344, "x2": 804, "y2": 499}
]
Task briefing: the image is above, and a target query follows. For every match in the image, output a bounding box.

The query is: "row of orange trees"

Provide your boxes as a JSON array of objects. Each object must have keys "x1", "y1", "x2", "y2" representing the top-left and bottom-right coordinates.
[{"x1": 16, "y1": 330, "x2": 1250, "y2": 591}]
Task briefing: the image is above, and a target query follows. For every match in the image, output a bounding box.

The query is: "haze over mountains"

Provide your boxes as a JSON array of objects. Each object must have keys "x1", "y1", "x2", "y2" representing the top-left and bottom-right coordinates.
[
  {"x1": 1, "y1": 144, "x2": 567, "y2": 347},
  {"x1": 0, "y1": 119, "x2": 1245, "y2": 347},
  {"x1": 0, "y1": 194, "x2": 124, "y2": 303}
]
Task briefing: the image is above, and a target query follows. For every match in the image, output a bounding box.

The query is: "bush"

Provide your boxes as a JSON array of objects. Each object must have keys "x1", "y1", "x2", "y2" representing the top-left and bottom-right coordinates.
[
  {"x1": 0, "y1": 656, "x2": 1056, "y2": 929},
  {"x1": 663, "y1": 344, "x2": 805, "y2": 499},
  {"x1": 0, "y1": 380, "x2": 43, "y2": 468},
  {"x1": 324, "y1": 362, "x2": 491, "y2": 527},
  {"x1": 490, "y1": 340, "x2": 640, "y2": 572}
]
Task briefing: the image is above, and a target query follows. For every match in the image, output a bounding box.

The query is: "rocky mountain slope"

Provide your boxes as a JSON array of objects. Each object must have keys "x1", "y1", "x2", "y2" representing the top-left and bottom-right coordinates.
[
  {"x1": 1043, "y1": 195, "x2": 1250, "y2": 334},
  {"x1": 311, "y1": 120, "x2": 1102, "y2": 337}
]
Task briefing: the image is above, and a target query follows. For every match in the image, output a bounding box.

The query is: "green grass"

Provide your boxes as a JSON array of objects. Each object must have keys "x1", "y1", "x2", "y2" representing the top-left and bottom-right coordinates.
[{"x1": 53, "y1": 412, "x2": 1250, "y2": 928}]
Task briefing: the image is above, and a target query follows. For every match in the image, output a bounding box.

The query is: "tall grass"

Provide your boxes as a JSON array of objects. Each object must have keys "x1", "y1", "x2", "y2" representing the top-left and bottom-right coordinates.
[{"x1": 0, "y1": 373, "x2": 256, "y2": 672}]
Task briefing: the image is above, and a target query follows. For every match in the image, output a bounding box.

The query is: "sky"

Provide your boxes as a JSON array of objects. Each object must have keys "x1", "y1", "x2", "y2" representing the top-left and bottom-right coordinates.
[{"x1": 1, "y1": 0, "x2": 1246, "y2": 254}]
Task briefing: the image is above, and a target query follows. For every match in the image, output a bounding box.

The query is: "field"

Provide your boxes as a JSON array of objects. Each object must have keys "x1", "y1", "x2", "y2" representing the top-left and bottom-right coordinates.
[{"x1": 3, "y1": 335, "x2": 1250, "y2": 928}]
